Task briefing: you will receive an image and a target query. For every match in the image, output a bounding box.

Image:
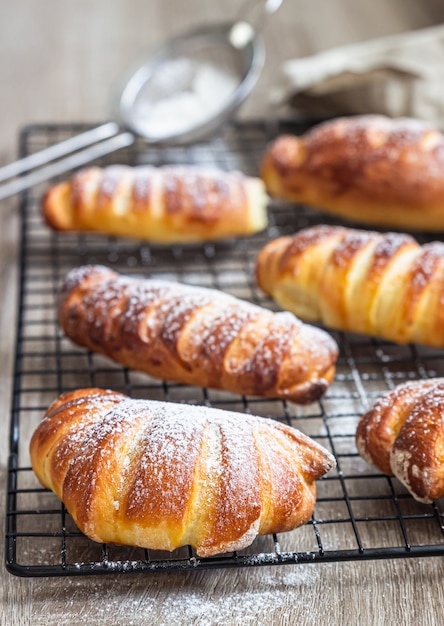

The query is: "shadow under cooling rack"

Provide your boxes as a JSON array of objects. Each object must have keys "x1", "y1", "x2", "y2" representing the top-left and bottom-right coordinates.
[{"x1": 5, "y1": 120, "x2": 444, "y2": 577}]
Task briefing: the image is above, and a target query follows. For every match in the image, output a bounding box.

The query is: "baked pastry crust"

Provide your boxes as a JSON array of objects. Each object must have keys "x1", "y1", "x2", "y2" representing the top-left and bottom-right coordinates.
[
  {"x1": 58, "y1": 265, "x2": 338, "y2": 404},
  {"x1": 261, "y1": 115, "x2": 444, "y2": 231},
  {"x1": 43, "y1": 164, "x2": 268, "y2": 243},
  {"x1": 29, "y1": 388, "x2": 336, "y2": 556},
  {"x1": 356, "y1": 379, "x2": 444, "y2": 503},
  {"x1": 256, "y1": 224, "x2": 444, "y2": 347}
]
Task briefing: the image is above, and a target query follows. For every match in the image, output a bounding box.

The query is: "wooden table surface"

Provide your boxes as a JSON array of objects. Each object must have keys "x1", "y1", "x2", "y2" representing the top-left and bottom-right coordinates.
[{"x1": 2, "y1": 1, "x2": 444, "y2": 624}]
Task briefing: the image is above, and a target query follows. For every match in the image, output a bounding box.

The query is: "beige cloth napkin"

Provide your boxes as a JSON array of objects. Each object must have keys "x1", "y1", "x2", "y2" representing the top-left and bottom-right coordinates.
[{"x1": 273, "y1": 24, "x2": 444, "y2": 128}]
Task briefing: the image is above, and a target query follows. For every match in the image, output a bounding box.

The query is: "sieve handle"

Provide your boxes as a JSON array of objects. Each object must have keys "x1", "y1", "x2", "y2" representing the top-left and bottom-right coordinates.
[{"x1": 0, "y1": 126, "x2": 134, "y2": 201}]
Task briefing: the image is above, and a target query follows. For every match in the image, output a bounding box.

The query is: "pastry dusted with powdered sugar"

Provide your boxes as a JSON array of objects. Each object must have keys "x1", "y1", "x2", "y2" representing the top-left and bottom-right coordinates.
[
  {"x1": 58, "y1": 265, "x2": 338, "y2": 404},
  {"x1": 30, "y1": 388, "x2": 336, "y2": 556},
  {"x1": 256, "y1": 224, "x2": 444, "y2": 348},
  {"x1": 261, "y1": 115, "x2": 444, "y2": 231},
  {"x1": 356, "y1": 378, "x2": 444, "y2": 503},
  {"x1": 43, "y1": 164, "x2": 268, "y2": 243}
]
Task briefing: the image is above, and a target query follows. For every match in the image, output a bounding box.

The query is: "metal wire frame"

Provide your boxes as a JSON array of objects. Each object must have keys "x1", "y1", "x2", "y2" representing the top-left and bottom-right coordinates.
[{"x1": 5, "y1": 120, "x2": 444, "y2": 578}]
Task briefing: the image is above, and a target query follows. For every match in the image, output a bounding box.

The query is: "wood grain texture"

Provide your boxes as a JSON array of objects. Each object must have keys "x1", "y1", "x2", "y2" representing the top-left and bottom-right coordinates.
[{"x1": 2, "y1": 1, "x2": 444, "y2": 624}]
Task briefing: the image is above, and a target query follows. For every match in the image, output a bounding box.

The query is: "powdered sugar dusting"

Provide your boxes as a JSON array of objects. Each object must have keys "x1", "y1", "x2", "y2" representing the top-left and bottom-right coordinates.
[
  {"x1": 132, "y1": 165, "x2": 155, "y2": 201},
  {"x1": 151, "y1": 566, "x2": 320, "y2": 625},
  {"x1": 55, "y1": 565, "x2": 321, "y2": 626},
  {"x1": 372, "y1": 232, "x2": 416, "y2": 265},
  {"x1": 121, "y1": 400, "x2": 206, "y2": 520},
  {"x1": 60, "y1": 265, "x2": 116, "y2": 300},
  {"x1": 410, "y1": 242, "x2": 444, "y2": 291},
  {"x1": 183, "y1": 300, "x2": 259, "y2": 372},
  {"x1": 100, "y1": 165, "x2": 131, "y2": 198},
  {"x1": 91, "y1": 164, "x2": 247, "y2": 211}
]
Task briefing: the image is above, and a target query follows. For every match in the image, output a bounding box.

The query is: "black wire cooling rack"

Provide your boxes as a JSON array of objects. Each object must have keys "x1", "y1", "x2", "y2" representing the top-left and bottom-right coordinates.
[{"x1": 5, "y1": 119, "x2": 444, "y2": 578}]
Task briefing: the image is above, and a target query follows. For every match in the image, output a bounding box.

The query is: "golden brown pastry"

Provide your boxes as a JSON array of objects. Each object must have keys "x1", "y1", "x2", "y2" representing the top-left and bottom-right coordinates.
[
  {"x1": 30, "y1": 388, "x2": 336, "y2": 556},
  {"x1": 261, "y1": 115, "x2": 444, "y2": 231},
  {"x1": 356, "y1": 379, "x2": 444, "y2": 503},
  {"x1": 256, "y1": 224, "x2": 444, "y2": 347},
  {"x1": 58, "y1": 265, "x2": 338, "y2": 404},
  {"x1": 43, "y1": 164, "x2": 268, "y2": 243}
]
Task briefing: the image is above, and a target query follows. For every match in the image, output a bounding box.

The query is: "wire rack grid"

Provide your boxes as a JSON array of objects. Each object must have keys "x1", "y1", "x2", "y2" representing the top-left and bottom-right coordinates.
[{"x1": 5, "y1": 119, "x2": 444, "y2": 577}]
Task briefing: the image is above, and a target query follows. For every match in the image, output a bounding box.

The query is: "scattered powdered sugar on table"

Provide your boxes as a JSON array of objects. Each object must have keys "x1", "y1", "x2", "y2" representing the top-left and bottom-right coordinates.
[
  {"x1": 48, "y1": 565, "x2": 321, "y2": 626},
  {"x1": 152, "y1": 570, "x2": 320, "y2": 626}
]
